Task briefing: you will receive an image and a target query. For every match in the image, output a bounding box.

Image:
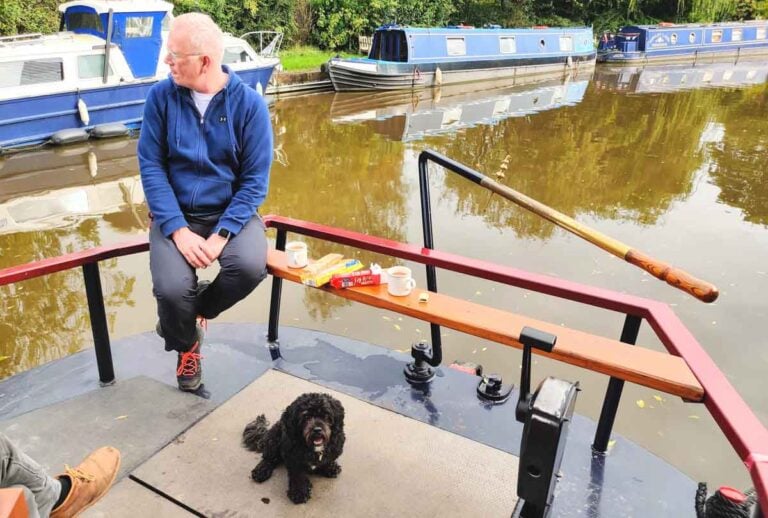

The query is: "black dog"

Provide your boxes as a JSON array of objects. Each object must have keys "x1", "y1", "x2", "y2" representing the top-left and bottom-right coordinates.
[{"x1": 242, "y1": 393, "x2": 345, "y2": 504}]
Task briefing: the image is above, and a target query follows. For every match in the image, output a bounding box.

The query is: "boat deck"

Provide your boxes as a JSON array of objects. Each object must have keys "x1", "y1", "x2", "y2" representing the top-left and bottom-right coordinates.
[{"x1": 0, "y1": 324, "x2": 696, "y2": 517}]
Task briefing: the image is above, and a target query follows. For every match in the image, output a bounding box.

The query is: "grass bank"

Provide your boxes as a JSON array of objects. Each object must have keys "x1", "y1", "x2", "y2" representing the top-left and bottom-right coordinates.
[{"x1": 279, "y1": 46, "x2": 356, "y2": 72}]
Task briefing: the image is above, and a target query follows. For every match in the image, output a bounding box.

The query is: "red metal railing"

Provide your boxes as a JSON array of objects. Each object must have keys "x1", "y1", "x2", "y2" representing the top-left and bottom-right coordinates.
[{"x1": 0, "y1": 215, "x2": 765, "y2": 510}]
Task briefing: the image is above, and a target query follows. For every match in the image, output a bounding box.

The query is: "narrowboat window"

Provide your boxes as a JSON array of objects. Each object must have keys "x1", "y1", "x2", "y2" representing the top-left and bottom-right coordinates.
[
  {"x1": 758, "y1": 27, "x2": 767, "y2": 39},
  {"x1": 539, "y1": 39, "x2": 546, "y2": 48},
  {"x1": 499, "y1": 36, "x2": 516, "y2": 53},
  {"x1": 670, "y1": 33, "x2": 678, "y2": 44},
  {"x1": 732, "y1": 29, "x2": 742, "y2": 41},
  {"x1": 712, "y1": 29, "x2": 723, "y2": 43},
  {"x1": 446, "y1": 37, "x2": 466, "y2": 56},
  {"x1": 223, "y1": 46, "x2": 253, "y2": 63},
  {"x1": 161, "y1": 13, "x2": 171, "y2": 32},
  {"x1": 689, "y1": 32, "x2": 696, "y2": 43},
  {"x1": 78, "y1": 55, "x2": 113, "y2": 79},
  {"x1": 66, "y1": 12, "x2": 103, "y2": 32},
  {"x1": 559, "y1": 36, "x2": 573, "y2": 51},
  {"x1": 126, "y1": 16, "x2": 153, "y2": 38}
]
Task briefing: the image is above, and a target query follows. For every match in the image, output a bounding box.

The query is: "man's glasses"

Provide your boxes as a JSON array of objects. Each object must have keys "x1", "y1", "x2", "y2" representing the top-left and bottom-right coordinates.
[{"x1": 166, "y1": 50, "x2": 202, "y2": 63}]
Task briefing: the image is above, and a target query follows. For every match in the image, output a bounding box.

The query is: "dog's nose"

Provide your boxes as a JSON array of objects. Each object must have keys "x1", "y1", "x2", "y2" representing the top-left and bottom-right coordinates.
[{"x1": 312, "y1": 426, "x2": 323, "y2": 435}]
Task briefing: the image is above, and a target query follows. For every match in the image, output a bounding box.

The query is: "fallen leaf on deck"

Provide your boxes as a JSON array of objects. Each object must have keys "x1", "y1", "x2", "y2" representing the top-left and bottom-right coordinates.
[
  {"x1": 688, "y1": 415, "x2": 700, "y2": 420},
  {"x1": 636, "y1": 400, "x2": 646, "y2": 409},
  {"x1": 382, "y1": 316, "x2": 392, "y2": 321},
  {"x1": 114, "y1": 415, "x2": 128, "y2": 420},
  {"x1": 653, "y1": 395, "x2": 663, "y2": 402},
  {"x1": 394, "y1": 324, "x2": 401, "y2": 331}
]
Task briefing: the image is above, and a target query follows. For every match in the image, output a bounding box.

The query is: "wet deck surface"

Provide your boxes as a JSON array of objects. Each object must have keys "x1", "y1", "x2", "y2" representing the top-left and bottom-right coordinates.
[{"x1": 0, "y1": 324, "x2": 697, "y2": 517}]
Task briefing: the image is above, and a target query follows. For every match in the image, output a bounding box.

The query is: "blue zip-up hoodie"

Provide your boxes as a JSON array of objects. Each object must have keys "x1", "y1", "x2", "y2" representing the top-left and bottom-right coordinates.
[{"x1": 138, "y1": 66, "x2": 273, "y2": 238}]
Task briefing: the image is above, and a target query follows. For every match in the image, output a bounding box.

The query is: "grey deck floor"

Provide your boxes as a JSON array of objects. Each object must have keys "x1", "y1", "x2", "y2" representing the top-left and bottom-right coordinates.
[{"x1": 89, "y1": 370, "x2": 520, "y2": 517}]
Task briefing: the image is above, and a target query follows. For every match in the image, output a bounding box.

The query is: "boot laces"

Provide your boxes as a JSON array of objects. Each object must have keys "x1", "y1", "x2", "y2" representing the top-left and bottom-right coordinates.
[
  {"x1": 64, "y1": 465, "x2": 96, "y2": 482},
  {"x1": 177, "y1": 345, "x2": 202, "y2": 377}
]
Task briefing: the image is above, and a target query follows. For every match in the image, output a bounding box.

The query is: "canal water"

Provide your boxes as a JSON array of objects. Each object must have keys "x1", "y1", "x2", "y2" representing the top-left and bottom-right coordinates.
[{"x1": 1, "y1": 61, "x2": 766, "y2": 492}]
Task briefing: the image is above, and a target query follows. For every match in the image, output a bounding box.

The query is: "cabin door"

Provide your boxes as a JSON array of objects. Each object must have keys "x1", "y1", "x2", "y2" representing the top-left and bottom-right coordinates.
[{"x1": 112, "y1": 12, "x2": 164, "y2": 78}]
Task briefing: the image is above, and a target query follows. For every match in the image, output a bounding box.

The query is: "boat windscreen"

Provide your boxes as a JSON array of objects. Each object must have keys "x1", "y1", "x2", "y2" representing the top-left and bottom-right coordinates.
[{"x1": 370, "y1": 30, "x2": 408, "y2": 62}]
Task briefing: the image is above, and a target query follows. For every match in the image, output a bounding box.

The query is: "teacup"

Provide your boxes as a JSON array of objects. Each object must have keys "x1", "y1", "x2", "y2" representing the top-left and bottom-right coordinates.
[
  {"x1": 286, "y1": 241, "x2": 308, "y2": 268},
  {"x1": 387, "y1": 266, "x2": 416, "y2": 297}
]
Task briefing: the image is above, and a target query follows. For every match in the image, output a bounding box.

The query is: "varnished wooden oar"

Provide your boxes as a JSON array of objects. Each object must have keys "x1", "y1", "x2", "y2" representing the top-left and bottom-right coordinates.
[{"x1": 419, "y1": 151, "x2": 719, "y2": 303}]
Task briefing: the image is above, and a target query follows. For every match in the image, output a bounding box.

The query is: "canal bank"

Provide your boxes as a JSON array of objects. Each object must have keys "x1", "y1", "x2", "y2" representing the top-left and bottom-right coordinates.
[{"x1": 267, "y1": 69, "x2": 333, "y2": 96}]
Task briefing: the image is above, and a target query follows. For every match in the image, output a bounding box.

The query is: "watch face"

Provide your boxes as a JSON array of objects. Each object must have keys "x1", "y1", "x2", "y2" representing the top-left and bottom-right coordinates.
[{"x1": 218, "y1": 229, "x2": 230, "y2": 238}]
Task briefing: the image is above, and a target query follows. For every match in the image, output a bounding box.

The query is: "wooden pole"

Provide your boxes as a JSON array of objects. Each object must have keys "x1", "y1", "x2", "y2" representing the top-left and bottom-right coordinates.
[{"x1": 479, "y1": 177, "x2": 719, "y2": 303}]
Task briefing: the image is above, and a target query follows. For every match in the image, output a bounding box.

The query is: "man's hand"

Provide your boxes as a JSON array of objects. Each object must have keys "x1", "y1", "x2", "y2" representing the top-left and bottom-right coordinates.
[
  {"x1": 204, "y1": 233, "x2": 229, "y2": 262},
  {"x1": 172, "y1": 227, "x2": 214, "y2": 268}
]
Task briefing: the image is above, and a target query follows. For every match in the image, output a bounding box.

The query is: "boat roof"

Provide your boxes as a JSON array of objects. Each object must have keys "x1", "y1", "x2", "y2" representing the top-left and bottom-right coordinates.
[
  {"x1": 58, "y1": 0, "x2": 173, "y2": 14},
  {"x1": 629, "y1": 20, "x2": 767, "y2": 30},
  {"x1": 0, "y1": 33, "x2": 108, "y2": 58},
  {"x1": 376, "y1": 24, "x2": 592, "y2": 34}
]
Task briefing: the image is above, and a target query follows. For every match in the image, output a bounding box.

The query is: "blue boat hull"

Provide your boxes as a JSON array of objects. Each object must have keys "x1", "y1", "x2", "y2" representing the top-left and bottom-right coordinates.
[
  {"x1": 0, "y1": 66, "x2": 276, "y2": 151},
  {"x1": 598, "y1": 42, "x2": 768, "y2": 64}
]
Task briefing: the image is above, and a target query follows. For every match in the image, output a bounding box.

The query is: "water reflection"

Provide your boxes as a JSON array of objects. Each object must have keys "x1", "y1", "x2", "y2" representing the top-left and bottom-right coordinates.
[
  {"x1": 331, "y1": 72, "x2": 590, "y2": 142},
  {"x1": 594, "y1": 59, "x2": 768, "y2": 94},
  {"x1": 0, "y1": 139, "x2": 146, "y2": 234}
]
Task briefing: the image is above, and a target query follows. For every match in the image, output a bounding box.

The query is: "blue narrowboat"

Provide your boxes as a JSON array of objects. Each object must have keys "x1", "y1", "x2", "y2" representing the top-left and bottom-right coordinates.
[
  {"x1": 0, "y1": 0, "x2": 280, "y2": 152},
  {"x1": 328, "y1": 25, "x2": 596, "y2": 91},
  {"x1": 597, "y1": 21, "x2": 768, "y2": 64}
]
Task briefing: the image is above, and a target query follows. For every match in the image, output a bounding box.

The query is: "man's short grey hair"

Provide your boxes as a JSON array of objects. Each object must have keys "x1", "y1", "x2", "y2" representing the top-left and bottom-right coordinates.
[{"x1": 172, "y1": 13, "x2": 224, "y2": 62}]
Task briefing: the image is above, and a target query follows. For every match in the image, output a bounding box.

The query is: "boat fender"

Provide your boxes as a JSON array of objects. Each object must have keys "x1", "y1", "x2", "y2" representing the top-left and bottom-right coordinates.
[
  {"x1": 49, "y1": 128, "x2": 89, "y2": 146},
  {"x1": 90, "y1": 123, "x2": 129, "y2": 139},
  {"x1": 77, "y1": 99, "x2": 90, "y2": 126},
  {"x1": 435, "y1": 67, "x2": 443, "y2": 86}
]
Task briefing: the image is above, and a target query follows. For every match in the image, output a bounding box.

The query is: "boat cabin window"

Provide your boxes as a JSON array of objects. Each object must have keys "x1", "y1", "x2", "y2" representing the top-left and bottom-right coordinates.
[
  {"x1": 126, "y1": 16, "x2": 153, "y2": 38},
  {"x1": 78, "y1": 55, "x2": 113, "y2": 79},
  {"x1": 712, "y1": 29, "x2": 723, "y2": 43},
  {"x1": 369, "y1": 31, "x2": 408, "y2": 62},
  {"x1": 758, "y1": 27, "x2": 767, "y2": 39},
  {"x1": 162, "y1": 13, "x2": 171, "y2": 32},
  {"x1": 559, "y1": 36, "x2": 573, "y2": 51},
  {"x1": 732, "y1": 29, "x2": 742, "y2": 41},
  {"x1": 689, "y1": 32, "x2": 696, "y2": 43},
  {"x1": 66, "y1": 12, "x2": 103, "y2": 33},
  {"x1": 446, "y1": 37, "x2": 466, "y2": 56},
  {"x1": 670, "y1": 33, "x2": 678, "y2": 44},
  {"x1": 0, "y1": 58, "x2": 64, "y2": 87},
  {"x1": 499, "y1": 36, "x2": 516, "y2": 53},
  {"x1": 539, "y1": 39, "x2": 546, "y2": 48},
  {"x1": 223, "y1": 46, "x2": 253, "y2": 64}
]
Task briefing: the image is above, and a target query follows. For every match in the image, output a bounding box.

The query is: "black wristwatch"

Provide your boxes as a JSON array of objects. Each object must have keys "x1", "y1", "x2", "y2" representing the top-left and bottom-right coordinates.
[{"x1": 217, "y1": 228, "x2": 231, "y2": 240}]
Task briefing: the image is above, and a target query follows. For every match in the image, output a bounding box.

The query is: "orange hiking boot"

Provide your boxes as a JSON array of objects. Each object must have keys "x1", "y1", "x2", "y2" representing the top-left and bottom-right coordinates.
[{"x1": 50, "y1": 446, "x2": 121, "y2": 518}]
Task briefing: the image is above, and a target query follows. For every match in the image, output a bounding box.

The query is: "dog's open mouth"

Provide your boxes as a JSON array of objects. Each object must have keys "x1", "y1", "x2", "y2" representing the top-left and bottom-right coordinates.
[{"x1": 305, "y1": 420, "x2": 330, "y2": 454}]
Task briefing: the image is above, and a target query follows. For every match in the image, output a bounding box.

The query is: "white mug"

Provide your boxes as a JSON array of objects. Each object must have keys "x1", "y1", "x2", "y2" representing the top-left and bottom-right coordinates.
[
  {"x1": 286, "y1": 241, "x2": 308, "y2": 268},
  {"x1": 387, "y1": 266, "x2": 416, "y2": 297}
]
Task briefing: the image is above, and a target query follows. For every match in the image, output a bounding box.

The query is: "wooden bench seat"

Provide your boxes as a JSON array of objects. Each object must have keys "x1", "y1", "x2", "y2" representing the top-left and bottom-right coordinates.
[{"x1": 267, "y1": 250, "x2": 704, "y2": 402}]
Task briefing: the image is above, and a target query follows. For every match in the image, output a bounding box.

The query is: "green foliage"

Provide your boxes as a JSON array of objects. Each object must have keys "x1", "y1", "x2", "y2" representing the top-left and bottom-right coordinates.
[
  {"x1": 279, "y1": 45, "x2": 353, "y2": 70},
  {"x1": 1, "y1": 0, "x2": 765, "y2": 49},
  {"x1": 0, "y1": 0, "x2": 60, "y2": 36}
]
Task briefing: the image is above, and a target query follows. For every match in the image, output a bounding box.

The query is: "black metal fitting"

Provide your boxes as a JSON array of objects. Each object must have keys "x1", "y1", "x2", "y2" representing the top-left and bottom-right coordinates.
[
  {"x1": 477, "y1": 373, "x2": 513, "y2": 403},
  {"x1": 404, "y1": 340, "x2": 436, "y2": 384}
]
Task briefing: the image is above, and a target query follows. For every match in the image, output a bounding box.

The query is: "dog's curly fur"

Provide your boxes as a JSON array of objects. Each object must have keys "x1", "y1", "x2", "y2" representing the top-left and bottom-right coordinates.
[{"x1": 242, "y1": 393, "x2": 345, "y2": 504}]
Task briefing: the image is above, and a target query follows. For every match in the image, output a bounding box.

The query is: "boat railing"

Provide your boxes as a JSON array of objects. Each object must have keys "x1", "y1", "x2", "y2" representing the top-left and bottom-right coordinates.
[
  {"x1": 240, "y1": 31, "x2": 283, "y2": 58},
  {"x1": 0, "y1": 33, "x2": 44, "y2": 47},
  {"x1": 0, "y1": 179, "x2": 766, "y2": 510}
]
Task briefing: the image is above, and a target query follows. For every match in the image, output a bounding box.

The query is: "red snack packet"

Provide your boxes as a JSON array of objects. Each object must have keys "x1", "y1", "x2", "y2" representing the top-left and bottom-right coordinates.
[{"x1": 330, "y1": 269, "x2": 381, "y2": 289}]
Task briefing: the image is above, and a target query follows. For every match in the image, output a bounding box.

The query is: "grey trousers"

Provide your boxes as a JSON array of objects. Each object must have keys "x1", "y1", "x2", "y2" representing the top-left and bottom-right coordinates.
[
  {"x1": 149, "y1": 213, "x2": 268, "y2": 352},
  {"x1": 0, "y1": 433, "x2": 61, "y2": 518}
]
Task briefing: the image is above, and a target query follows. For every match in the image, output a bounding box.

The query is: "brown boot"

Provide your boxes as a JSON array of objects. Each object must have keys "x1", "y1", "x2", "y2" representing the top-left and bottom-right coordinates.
[{"x1": 50, "y1": 446, "x2": 121, "y2": 518}]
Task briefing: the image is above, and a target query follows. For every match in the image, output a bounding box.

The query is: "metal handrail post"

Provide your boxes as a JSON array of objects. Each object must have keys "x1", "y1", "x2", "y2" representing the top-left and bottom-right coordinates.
[
  {"x1": 592, "y1": 313, "x2": 643, "y2": 452},
  {"x1": 417, "y1": 153, "x2": 442, "y2": 361},
  {"x1": 267, "y1": 229, "x2": 287, "y2": 355},
  {"x1": 82, "y1": 262, "x2": 115, "y2": 385}
]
